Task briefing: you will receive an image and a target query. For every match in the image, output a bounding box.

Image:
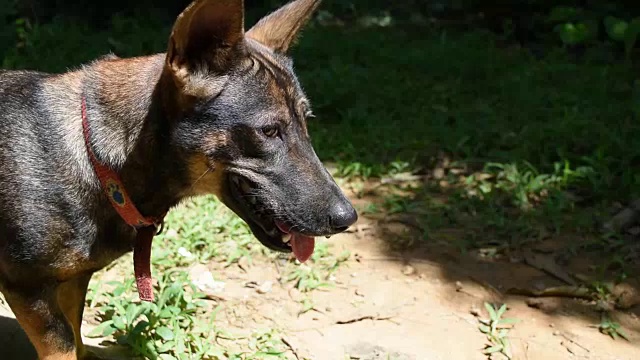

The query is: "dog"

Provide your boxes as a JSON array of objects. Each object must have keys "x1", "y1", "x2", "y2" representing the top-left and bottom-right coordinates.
[{"x1": 0, "y1": 0, "x2": 357, "y2": 358}]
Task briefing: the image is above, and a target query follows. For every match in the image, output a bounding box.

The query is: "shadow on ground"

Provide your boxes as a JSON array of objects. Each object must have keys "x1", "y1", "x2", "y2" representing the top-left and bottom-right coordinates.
[
  {"x1": 352, "y1": 174, "x2": 640, "y2": 339},
  {"x1": 0, "y1": 312, "x2": 130, "y2": 359},
  {"x1": 0, "y1": 315, "x2": 37, "y2": 360}
]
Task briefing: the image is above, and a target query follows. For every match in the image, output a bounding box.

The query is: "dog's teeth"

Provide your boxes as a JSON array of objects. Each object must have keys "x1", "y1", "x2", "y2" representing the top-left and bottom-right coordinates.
[{"x1": 282, "y1": 233, "x2": 292, "y2": 243}]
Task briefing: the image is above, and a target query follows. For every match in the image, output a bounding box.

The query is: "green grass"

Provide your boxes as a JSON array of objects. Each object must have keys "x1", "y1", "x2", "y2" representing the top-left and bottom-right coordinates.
[
  {"x1": 85, "y1": 195, "x2": 351, "y2": 359},
  {"x1": 86, "y1": 270, "x2": 292, "y2": 359},
  {"x1": 293, "y1": 28, "x2": 639, "y2": 196}
]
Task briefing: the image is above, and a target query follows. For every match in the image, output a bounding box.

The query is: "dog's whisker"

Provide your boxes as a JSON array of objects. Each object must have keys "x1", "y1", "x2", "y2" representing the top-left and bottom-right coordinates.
[{"x1": 188, "y1": 168, "x2": 211, "y2": 193}]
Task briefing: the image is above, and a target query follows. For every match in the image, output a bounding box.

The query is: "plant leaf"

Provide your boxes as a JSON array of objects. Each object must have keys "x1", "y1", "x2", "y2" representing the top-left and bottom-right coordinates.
[
  {"x1": 86, "y1": 320, "x2": 116, "y2": 338},
  {"x1": 604, "y1": 16, "x2": 628, "y2": 42},
  {"x1": 624, "y1": 18, "x2": 640, "y2": 56},
  {"x1": 617, "y1": 328, "x2": 630, "y2": 341},
  {"x1": 496, "y1": 304, "x2": 508, "y2": 318},
  {"x1": 131, "y1": 320, "x2": 150, "y2": 335},
  {"x1": 155, "y1": 326, "x2": 175, "y2": 341},
  {"x1": 112, "y1": 315, "x2": 126, "y2": 331},
  {"x1": 499, "y1": 317, "x2": 520, "y2": 325},
  {"x1": 483, "y1": 344, "x2": 503, "y2": 354},
  {"x1": 484, "y1": 302, "x2": 497, "y2": 320}
]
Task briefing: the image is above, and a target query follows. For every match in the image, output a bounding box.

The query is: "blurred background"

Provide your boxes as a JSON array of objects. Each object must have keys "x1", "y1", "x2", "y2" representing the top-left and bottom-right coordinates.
[{"x1": 1, "y1": 1, "x2": 640, "y2": 359}]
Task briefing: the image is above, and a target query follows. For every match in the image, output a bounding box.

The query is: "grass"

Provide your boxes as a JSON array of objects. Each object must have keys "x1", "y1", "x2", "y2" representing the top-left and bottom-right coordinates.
[
  {"x1": 478, "y1": 303, "x2": 519, "y2": 360},
  {"x1": 598, "y1": 312, "x2": 630, "y2": 341},
  {"x1": 85, "y1": 195, "x2": 352, "y2": 359},
  {"x1": 86, "y1": 270, "x2": 292, "y2": 359},
  {"x1": 3, "y1": 6, "x2": 640, "y2": 357}
]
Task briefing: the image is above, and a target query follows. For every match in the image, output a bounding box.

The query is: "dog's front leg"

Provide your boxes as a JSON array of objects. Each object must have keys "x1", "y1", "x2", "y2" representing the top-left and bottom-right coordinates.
[{"x1": 3, "y1": 274, "x2": 92, "y2": 360}]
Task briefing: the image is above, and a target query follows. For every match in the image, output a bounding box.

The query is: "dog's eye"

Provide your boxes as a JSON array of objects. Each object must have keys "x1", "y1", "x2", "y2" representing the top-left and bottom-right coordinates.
[{"x1": 262, "y1": 126, "x2": 279, "y2": 138}]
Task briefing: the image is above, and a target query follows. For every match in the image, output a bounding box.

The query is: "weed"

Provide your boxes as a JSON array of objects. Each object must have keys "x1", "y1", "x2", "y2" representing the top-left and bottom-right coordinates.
[
  {"x1": 151, "y1": 196, "x2": 261, "y2": 270},
  {"x1": 478, "y1": 303, "x2": 519, "y2": 360},
  {"x1": 598, "y1": 313, "x2": 629, "y2": 341},
  {"x1": 86, "y1": 271, "x2": 296, "y2": 360},
  {"x1": 86, "y1": 271, "x2": 228, "y2": 360}
]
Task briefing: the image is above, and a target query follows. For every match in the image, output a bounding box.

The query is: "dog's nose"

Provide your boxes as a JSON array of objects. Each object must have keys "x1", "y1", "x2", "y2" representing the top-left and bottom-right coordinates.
[{"x1": 329, "y1": 202, "x2": 358, "y2": 233}]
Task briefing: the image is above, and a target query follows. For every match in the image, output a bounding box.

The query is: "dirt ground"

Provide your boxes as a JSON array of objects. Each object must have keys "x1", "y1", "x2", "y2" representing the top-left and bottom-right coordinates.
[{"x1": 1, "y1": 191, "x2": 640, "y2": 360}]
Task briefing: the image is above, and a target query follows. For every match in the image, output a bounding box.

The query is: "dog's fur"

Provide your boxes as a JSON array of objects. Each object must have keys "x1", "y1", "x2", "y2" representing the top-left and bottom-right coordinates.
[{"x1": 0, "y1": 1, "x2": 357, "y2": 359}]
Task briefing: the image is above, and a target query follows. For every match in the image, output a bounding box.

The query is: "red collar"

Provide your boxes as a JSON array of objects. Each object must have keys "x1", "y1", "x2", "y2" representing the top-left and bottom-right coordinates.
[{"x1": 81, "y1": 96, "x2": 162, "y2": 302}]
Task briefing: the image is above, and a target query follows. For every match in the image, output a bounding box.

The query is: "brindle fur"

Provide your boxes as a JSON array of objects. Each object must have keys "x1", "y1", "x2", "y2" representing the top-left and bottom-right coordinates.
[{"x1": 0, "y1": 1, "x2": 357, "y2": 359}]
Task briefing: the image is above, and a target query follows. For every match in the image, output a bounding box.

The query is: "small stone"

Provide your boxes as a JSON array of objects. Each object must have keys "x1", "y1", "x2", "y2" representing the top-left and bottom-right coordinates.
[
  {"x1": 433, "y1": 168, "x2": 445, "y2": 180},
  {"x1": 256, "y1": 281, "x2": 273, "y2": 294},
  {"x1": 470, "y1": 306, "x2": 481, "y2": 317},
  {"x1": 402, "y1": 265, "x2": 416, "y2": 276},
  {"x1": 355, "y1": 289, "x2": 365, "y2": 297},
  {"x1": 178, "y1": 247, "x2": 194, "y2": 259},
  {"x1": 189, "y1": 265, "x2": 225, "y2": 296},
  {"x1": 613, "y1": 282, "x2": 640, "y2": 309},
  {"x1": 165, "y1": 228, "x2": 178, "y2": 239},
  {"x1": 455, "y1": 281, "x2": 464, "y2": 292}
]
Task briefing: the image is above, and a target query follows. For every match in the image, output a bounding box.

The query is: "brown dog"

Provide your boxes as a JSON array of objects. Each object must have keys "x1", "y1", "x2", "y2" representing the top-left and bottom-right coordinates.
[{"x1": 0, "y1": 0, "x2": 357, "y2": 359}]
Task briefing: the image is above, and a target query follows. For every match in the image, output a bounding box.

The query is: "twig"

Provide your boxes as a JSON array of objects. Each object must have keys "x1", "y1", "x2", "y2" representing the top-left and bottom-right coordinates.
[
  {"x1": 335, "y1": 314, "x2": 395, "y2": 325},
  {"x1": 506, "y1": 286, "x2": 593, "y2": 300},
  {"x1": 556, "y1": 332, "x2": 590, "y2": 353},
  {"x1": 281, "y1": 337, "x2": 301, "y2": 360}
]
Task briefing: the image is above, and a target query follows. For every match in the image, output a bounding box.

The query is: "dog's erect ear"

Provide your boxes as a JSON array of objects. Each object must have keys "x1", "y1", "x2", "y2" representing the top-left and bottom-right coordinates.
[
  {"x1": 167, "y1": 0, "x2": 245, "y2": 75},
  {"x1": 246, "y1": 0, "x2": 321, "y2": 53}
]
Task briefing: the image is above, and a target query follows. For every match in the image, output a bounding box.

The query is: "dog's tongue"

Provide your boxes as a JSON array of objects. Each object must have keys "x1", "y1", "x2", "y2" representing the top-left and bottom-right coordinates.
[
  {"x1": 276, "y1": 221, "x2": 315, "y2": 263},
  {"x1": 291, "y1": 233, "x2": 315, "y2": 263}
]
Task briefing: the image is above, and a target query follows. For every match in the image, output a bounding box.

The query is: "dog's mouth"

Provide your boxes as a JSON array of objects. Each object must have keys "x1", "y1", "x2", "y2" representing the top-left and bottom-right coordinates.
[{"x1": 226, "y1": 173, "x2": 316, "y2": 262}]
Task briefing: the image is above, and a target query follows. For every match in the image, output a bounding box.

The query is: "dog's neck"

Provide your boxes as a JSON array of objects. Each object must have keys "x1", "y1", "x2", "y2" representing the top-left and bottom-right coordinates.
[{"x1": 81, "y1": 53, "x2": 200, "y2": 219}]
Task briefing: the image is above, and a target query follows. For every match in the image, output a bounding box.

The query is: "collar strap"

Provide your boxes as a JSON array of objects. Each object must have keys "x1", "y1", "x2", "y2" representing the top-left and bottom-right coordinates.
[{"x1": 81, "y1": 96, "x2": 162, "y2": 302}]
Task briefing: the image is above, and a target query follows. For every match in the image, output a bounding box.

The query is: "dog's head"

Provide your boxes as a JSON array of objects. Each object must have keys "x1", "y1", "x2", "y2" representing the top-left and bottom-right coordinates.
[{"x1": 163, "y1": 0, "x2": 357, "y2": 261}]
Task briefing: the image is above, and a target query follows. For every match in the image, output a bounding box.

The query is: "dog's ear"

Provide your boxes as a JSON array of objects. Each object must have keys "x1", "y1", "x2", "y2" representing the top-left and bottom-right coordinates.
[
  {"x1": 167, "y1": 0, "x2": 245, "y2": 77},
  {"x1": 246, "y1": 0, "x2": 321, "y2": 53}
]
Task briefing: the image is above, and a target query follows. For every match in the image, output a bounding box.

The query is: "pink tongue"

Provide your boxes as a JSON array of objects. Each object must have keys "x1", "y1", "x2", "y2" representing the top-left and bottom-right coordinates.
[
  {"x1": 276, "y1": 221, "x2": 315, "y2": 263},
  {"x1": 291, "y1": 234, "x2": 315, "y2": 263}
]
